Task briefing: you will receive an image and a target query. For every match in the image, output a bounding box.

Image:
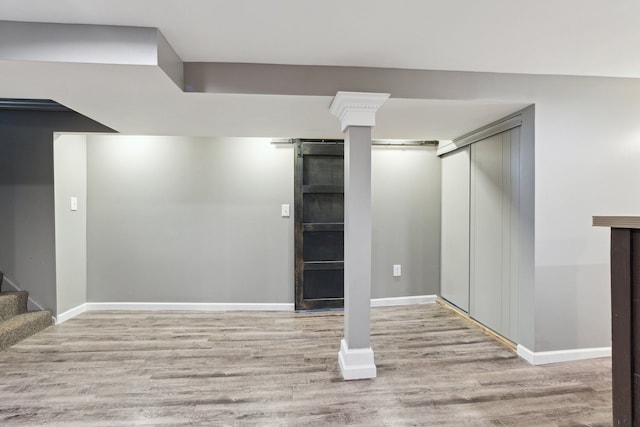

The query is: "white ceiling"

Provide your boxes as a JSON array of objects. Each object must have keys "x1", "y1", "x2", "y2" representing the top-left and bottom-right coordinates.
[
  {"x1": 1, "y1": 0, "x2": 638, "y2": 138},
  {"x1": 3, "y1": 0, "x2": 640, "y2": 77}
]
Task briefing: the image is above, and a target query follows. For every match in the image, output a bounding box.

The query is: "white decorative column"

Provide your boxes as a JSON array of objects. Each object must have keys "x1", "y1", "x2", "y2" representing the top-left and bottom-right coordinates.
[{"x1": 330, "y1": 91, "x2": 389, "y2": 380}]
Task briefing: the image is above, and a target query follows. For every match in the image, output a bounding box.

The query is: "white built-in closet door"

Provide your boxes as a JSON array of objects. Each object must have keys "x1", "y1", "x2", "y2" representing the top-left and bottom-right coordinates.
[
  {"x1": 470, "y1": 127, "x2": 520, "y2": 342},
  {"x1": 440, "y1": 147, "x2": 470, "y2": 311}
]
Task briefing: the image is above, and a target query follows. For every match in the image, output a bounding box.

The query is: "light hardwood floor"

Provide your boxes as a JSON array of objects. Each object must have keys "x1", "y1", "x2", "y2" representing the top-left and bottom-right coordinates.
[{"x1": 0, "y1": 304, "x2": 611, "y2": 426}]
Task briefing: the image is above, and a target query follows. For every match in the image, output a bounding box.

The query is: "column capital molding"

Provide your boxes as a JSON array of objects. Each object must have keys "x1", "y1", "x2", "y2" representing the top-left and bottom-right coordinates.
[{"x1": 329, "y1": 91, "x2": 390, "y2": 132}]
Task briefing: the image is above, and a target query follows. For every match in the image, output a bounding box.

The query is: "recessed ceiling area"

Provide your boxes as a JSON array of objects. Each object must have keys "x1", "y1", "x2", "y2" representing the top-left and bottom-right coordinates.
[
  {"x1": 2, "y1": 0, "x2": 640, "y2": 78},
  {"x1": 0, "y1": 58, "x2": 529, "y2": 139},
  {"x1": 2, "y1": 1, "x2": 636, "y2": 139}
]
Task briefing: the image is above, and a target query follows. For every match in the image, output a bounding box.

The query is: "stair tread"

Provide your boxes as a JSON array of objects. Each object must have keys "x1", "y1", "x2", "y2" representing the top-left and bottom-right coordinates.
[
  {"x1": 0, "y1": 291, "x2": 28, "y2": 296},
  {"x1": 0, "y1": 310, "x2": 53, "y2": 351}
]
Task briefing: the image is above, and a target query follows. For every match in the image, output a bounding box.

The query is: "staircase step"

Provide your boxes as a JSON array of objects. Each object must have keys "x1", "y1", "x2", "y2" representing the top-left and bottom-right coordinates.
[
  {"x1": 0, "y1": 292, "x2": 28, "y2": 321},
  {"x1": 0, "y1": 310, "x2": 52, "y2": 351}
]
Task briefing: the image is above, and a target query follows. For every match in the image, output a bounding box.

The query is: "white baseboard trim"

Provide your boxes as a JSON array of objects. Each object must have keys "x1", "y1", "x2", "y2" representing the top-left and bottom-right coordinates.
[
  {"x1": 338, "y1": 338, "x2": 376, "y2": 380},
  {"x1": 85, "y1": 302, "x2": 295, "y2": 312},
  {"x1": 54, "y1": 295, "x2": 437, "y2": 324},
  {"x1": 370, "y1": 295, "x2": 437, "y2": 307},
  {"x1": 516, "y1": 344, "x2": 611, "y2": 365},
  {"x1": 54, "y1": 302, "x2": 294, "y2": 324},
  {"x1": 55, "y1": 303, "x2": 88, "y2": 324}
]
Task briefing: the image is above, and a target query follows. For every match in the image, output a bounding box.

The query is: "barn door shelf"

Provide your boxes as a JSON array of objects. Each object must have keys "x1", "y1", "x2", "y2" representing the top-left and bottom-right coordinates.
[{"x1": 295, "y1": 140, "x2": 345, "y2": 310}]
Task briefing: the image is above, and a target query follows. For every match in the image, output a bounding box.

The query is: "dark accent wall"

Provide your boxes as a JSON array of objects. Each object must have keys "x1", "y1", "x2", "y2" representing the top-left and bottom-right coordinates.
[{"x1": 0, "y1": 109, "x2": 112, "y2": 312}]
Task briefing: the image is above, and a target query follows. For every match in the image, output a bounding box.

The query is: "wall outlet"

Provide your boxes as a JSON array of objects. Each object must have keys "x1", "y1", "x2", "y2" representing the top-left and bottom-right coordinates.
[{"x1": 393, "y1": 264, "x2": 401, "y2": 277}]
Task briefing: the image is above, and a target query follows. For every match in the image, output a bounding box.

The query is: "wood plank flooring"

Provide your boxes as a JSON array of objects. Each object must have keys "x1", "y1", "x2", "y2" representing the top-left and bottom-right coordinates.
[{"x1": 0, "y1": 304, "x2": 611, "y2": 426}]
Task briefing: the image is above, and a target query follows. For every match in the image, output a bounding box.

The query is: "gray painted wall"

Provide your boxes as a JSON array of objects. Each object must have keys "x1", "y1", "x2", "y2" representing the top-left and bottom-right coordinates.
[
  {"x1": 0, "y1": 109, "x2": 111, "y2": 313},
  {"x1": 54, "y1": 134, "x2": 88, "y2": 315},
  {"x1": 84, "y1": 136, "x2": 440, "y2": 304},
  {"x1": 372, "y1": 145, "x2": 440, "y2": 298},
  {"x1": 86, "y1": 136, "x2": 294, "y2": 303}
]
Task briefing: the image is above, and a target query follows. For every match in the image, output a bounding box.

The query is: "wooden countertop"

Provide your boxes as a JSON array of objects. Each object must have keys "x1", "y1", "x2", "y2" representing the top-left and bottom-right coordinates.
[{"x1": 593, "y1": 216, "x2": 640, "y2": 229}]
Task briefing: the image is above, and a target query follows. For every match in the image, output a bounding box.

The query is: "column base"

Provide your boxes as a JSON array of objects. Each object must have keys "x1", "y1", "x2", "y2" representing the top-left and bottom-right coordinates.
[{"x1": 338, "y1": 338, "x2": 377, "y2": 380}]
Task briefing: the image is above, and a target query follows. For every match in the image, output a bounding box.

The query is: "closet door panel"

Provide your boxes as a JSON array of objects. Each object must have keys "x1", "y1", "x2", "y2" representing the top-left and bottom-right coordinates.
[
  {"x1": 469, "y1": 127, "x2": 521, "y2": 342},
  {"x1": 440, "y1": 147, "x2": 470, "y2": 311},
  {"x1": 470, "y1": 133, "x2": 504, "y2": 333}
]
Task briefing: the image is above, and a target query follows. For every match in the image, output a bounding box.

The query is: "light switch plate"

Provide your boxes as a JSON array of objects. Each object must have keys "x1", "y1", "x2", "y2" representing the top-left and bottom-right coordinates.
[
  {"x1": 393, "y1": 264, "x2": 401, "y2": 277},
  {"x1": 70, "y1": 197, "x2": 78, "y2": 211},
  {"x1": 281, "y1": 204, "x2": 290, "y2": 217}
]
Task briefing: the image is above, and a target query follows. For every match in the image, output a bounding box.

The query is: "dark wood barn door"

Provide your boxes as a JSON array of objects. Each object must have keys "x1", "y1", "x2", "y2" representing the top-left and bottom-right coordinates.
[{"x1": 294, "y1": 140, "x2": 344, "y2": 311}]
